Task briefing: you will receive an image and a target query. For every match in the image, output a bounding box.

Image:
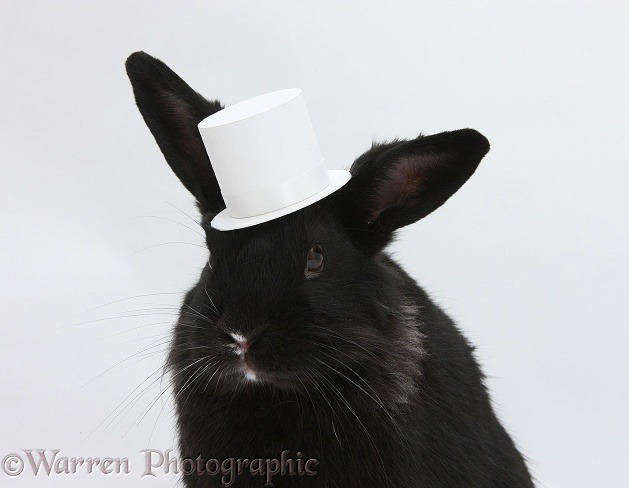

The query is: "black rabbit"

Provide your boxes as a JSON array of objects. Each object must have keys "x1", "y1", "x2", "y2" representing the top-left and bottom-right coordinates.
[{"x1": 126, "y1": 51, "x2": 535, "y2": 488}]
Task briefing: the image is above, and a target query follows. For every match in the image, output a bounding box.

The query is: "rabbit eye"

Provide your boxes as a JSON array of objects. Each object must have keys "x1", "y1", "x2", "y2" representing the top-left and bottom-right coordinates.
[{"x1": 306, "y1": 244, "x2": 324, "y2": 275}]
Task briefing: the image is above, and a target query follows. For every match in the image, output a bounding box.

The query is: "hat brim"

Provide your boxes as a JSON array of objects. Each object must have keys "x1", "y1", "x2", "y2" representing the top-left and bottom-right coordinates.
[{"x1": 210, "y1": 170, "x2": 351, "y2": 231}]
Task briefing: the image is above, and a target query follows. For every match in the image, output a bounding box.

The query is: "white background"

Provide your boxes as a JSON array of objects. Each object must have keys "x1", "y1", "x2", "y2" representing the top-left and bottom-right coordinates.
[{"x1": 1, "y1": 1, "x2": 628, "y2": 487}]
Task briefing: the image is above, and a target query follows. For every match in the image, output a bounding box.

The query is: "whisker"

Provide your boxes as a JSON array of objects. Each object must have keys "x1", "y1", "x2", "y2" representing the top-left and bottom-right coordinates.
[
  {"x1": 164, "y1": 201, "x2": 203, "y2": 228},
  {"x1": 101, "y1": 321, "x2": 173, "y2": 339},
  {"x1": 129, "y1": 214, "x2": 205, "y2": 238},
  {"x1": 54, "y1": 311, "x2": 181, "y2": 331},
  {"x1": 82, "y1": 337, "x2": 172, "y2": 387},
  {"x1": 203, "y1": 283, "x2": 219, "y2": 314},
  {"x1": 127, "y1": 241, "x2": 207, "y2": 257},
  {"x1": 69, "y1": 291, "x2": 183, "y2": 320},
  {"x1": 82, "y1": 364, "x2": 166, "y2": 443}
]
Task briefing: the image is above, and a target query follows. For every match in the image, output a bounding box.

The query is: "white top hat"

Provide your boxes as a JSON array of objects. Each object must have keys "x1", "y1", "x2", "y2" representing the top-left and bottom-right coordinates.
[{"x1": 198, "y1": 88, "x2": 351, "y2": 231}]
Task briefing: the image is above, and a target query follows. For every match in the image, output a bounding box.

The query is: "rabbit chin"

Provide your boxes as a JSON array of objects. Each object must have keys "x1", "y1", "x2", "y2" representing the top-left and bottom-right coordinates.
[
  {"x1": 241, "y1": 364, "x2": 259, "y2": 382},
  {"x1": 222, "y1": 358, "x2": 310, "y2": 392}
]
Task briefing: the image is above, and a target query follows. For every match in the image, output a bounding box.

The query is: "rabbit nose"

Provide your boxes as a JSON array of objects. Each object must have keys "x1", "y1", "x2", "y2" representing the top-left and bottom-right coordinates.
[{"x1": 230, "y1": 332, "x2": 253, "y2": 355}]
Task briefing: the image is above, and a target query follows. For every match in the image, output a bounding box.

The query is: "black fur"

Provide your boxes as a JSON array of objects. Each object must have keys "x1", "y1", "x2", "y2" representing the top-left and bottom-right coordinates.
[{"x1": 126, "y1": 51, "x2": 534, "y2": 487}]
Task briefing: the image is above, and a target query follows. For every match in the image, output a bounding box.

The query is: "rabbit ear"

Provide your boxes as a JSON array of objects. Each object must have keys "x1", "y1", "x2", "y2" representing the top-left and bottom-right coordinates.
[
  {"x1": 125, "y1": 51, "x2": 225, "y2": 215},
  {"x1": 340, "y1": 129, "x2": 490, "y2": 254}
]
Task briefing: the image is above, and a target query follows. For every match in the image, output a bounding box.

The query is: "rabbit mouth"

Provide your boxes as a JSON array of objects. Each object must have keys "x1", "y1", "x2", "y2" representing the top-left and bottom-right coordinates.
[{"x1": 224, "y1": 356, "x2": 308, "y2": 391}]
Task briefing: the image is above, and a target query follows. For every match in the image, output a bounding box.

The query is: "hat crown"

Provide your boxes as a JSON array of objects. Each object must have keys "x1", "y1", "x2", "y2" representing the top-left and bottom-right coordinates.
[
  {"x1": 199, "y1": 88, "x2": 324, "y2": 197},
  {"x1": 198, "y1": 89, "x2": 351, "y2": 230}
]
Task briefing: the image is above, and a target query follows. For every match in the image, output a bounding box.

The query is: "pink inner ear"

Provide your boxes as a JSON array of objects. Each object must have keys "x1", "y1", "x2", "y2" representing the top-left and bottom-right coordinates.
[{"x1": 368, "y1": 155, "x2": 428, "y2": 223}]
